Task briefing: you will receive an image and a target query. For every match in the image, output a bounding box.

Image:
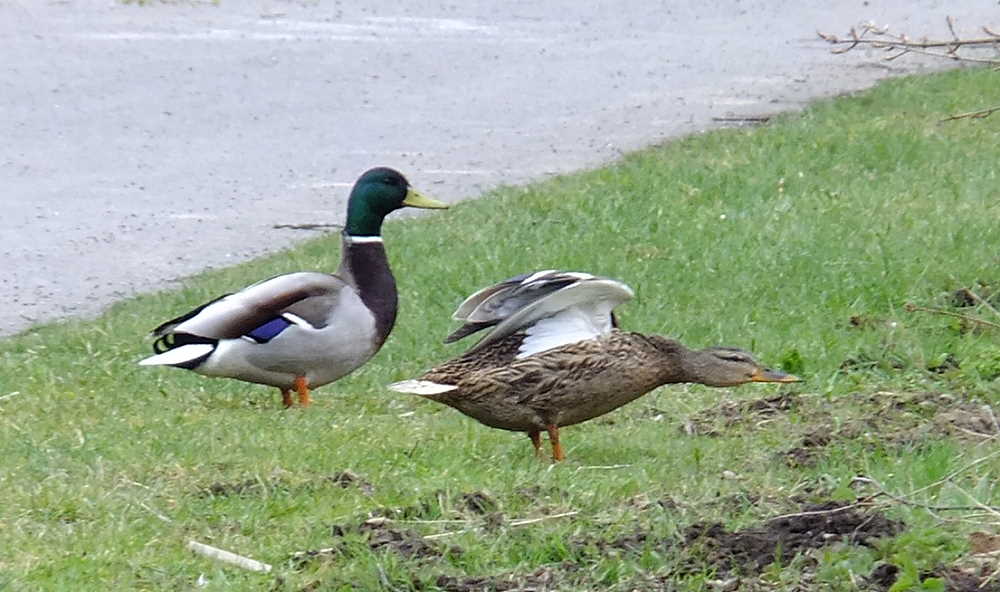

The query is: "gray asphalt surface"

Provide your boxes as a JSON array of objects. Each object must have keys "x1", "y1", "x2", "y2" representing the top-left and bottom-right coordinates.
[{"x1": 2, "y1": 1, "x2": 995, "y2": 336}]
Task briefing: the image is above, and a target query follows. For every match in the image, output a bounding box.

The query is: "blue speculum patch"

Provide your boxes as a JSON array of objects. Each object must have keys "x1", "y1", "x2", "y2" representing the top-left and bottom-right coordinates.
[{"x1": 247, "y1": 317, "x2": 292, "y2": 343}]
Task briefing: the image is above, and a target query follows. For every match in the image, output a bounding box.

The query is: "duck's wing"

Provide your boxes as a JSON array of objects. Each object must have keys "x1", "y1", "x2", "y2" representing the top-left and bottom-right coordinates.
[
  {"x1": 444, "y1": 270, "x2": 556, "y2": 341},
  {"x1": 450, "y1": 270, "x2": 561, "y2": 321},
  {"x1": 447, "y1": 270, "x2": 634, "y2": 357},
  {"x1": 486, "y1": 277, "x2": 633, "y2": 358},
  {"x1": 444, "y1": 270, "x2": 593, "y2": 342},
  {"x1": 139, "y1": 272, "x2": 348, "y2": 367},
  {"x1": 391, "y1": 272, "x2": 634, "y2": 397}
]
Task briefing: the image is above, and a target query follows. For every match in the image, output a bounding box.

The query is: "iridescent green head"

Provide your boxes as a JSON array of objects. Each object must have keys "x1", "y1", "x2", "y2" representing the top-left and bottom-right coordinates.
[{"x1": 344, "y1": 167, "x2": 448, "y2": 237}]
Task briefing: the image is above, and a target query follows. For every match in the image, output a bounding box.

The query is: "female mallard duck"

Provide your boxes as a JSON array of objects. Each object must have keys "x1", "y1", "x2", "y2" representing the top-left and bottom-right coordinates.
[
  {"x1": 390, "y1": 271, "x2": 799, "y2": 460},
  {"x1": 140, "y1": 167, "x2": 448, "y2": 408}
]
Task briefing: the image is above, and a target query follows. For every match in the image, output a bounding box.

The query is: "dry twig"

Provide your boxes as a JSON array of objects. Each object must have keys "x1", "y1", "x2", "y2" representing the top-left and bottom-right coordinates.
[
  {"x1": 965, "y1": 289, "x2": 1000, "y2": 320},
  {"x1": 818, "y1": 18, "x2": 1000, "y2": 67},
  {"x1": 573, "y1": 464, "x2": 632, "y2": 473},
  {"x1": 289, "y1": 511, "x2": 579, "y2": 560},
  {"x1": 425, "y1": 510, "x2": 579, "y2": 540},
  {"x1": 187, "y1": 540, "x2": 272, "y2": 573},
  {"x1": 940, "y1": 105, "x2": 1000, "y2": 122},
  {"x1": 950, "y1": 482, "x2": 1000, "y2": 520},
  {"x1": 907, "y1": 449, "x2": 1000, "y2": 498},
  {"x1": 841, "y1": 452, "x2": 1000, "y2": 521},
  {"x1": 272, "y1": 223, "x2": 343, "y2": 231},
  {"x1": 138, "y1": 501, "x2": 172, "y2": 523},
  {"x1": 711, "y1": 116, "x2": 772, "y2": 125},
  {"x1": 904, "y1": 302, "x2": 1000, "y2": 330},
  {"x1": 853, "y1": 476, "x2": 1000, "y2": 512},
  {"x1": 769, "y1": 500, "x2": 877, "y2": 522}
]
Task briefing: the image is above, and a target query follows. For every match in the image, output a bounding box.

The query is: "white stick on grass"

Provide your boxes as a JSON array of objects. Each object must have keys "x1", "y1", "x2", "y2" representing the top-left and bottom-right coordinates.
[{"x1": 187, "y1": 540, "x2": 272, "y2": 573}]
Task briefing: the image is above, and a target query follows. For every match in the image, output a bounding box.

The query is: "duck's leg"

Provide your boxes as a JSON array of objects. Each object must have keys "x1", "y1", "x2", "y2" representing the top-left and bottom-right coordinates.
[
  {"x1": 528, "y1": 431, "x2": 543, "y2": 458},
  {"x1": 294, "y1": 376, "x2": 311, "y2": 407},
  {"x1": 281, "y1": 388, "x2": 294, "y2": 408},
  {"x1": 546, "y1": 424, "x2": 565, "y2": 462}
]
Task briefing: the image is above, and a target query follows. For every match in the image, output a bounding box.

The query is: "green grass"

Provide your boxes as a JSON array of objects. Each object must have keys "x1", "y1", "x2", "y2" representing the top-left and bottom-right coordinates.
[{"x1": 2, "y1": 67, "x2": 999, "y2": 590}]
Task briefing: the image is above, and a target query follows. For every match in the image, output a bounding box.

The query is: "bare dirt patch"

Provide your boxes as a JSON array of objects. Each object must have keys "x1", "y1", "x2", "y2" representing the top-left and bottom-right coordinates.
[
  {"x1": 460, "y1": 491, "x2": 499, "y2": 515},
  {"x1": 847, "y1": 392, "x2": 1000, "y2": 445},
  {"x1": 328, "y1": 470, "x2": 375, "y2": 495},
  {"x1": 682, "y1": 501, "x2": 902, "y2": 574},
  {"x1": 358, "y1": 520, "x2": 458, "y2": 560},
  {"x1": 951, "y1": 283, "x2": 998, "y2": 308},
  {"x1": 683, "y1": 392, "x2": 801, "y2": 436},
  {"x1": 293, "y1": 490, "x2": 510, "y2": 567},
  {"x1": 933, "y1": 404, "x2": 1000, "y2": 441},
  {"x1": 781, "y1": 432, "x2": 833, "y2": 468},
  {"x1": 293, "y1": 518, "x2": 462, "y2": 566},
  {"x1": 686, "y1": 388, "x2": 990, "y2": 462},
  {"x1": 419, "y1": 500, "x2": 902, "y2": 590},
  {"x1": 773, "y1": 391, "x2": 1000, "y2": 467}
]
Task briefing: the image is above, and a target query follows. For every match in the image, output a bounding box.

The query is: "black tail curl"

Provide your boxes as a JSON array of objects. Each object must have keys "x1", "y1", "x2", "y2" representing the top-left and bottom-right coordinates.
[{"x1": 152, "y1": 332, "x2": 216, "y2": 370}]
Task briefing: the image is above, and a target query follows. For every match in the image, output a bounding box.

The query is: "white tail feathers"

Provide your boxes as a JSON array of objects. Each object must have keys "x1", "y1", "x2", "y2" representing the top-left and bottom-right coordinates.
[
  {"x1": 138, "y1": 344, "x2": 214, "y2": 367},
  {"x1": 388, "y1": 379, "x2": 458, "y2": 395}
]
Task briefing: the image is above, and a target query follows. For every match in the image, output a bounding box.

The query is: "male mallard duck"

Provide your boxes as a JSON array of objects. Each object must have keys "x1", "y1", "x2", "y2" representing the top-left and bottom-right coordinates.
[
  {"x1": 140, "y1": 167, "x2": 448, "y2": 408},
  {"x1": 390, "y1": 271, "x2": 799, "y2": 460}
]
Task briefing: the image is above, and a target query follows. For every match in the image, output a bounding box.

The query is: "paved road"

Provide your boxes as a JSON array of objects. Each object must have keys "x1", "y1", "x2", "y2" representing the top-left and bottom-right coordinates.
[{"x1": 2, "y1": 1, "x2": 993, "y2": 336}]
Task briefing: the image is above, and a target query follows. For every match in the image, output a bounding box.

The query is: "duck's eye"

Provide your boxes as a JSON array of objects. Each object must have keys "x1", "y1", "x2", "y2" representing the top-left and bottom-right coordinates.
[{"x1": 382, "y1": 176, "x2": 400, "y2": 186}]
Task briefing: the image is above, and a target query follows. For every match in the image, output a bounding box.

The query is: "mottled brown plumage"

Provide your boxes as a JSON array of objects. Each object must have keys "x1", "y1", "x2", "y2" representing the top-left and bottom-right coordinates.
[
  {"x1": 422, "y1": 330, "x2": 528, "y2": 377},
  {"x1": 404, "y1": 329, "x2": 799, "y2": 461},
  {"x1": 391, "y1": 270, "x2": 798, "y2": 460}
]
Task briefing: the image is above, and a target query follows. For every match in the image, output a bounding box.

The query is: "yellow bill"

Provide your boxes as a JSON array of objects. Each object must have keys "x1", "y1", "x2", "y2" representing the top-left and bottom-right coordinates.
[
  {"x1": 403, "y1": 187, "x2": 449, "y2": 209},
  {"x1": 750, "y1": 368, "x2": 802, "y2": 383}
]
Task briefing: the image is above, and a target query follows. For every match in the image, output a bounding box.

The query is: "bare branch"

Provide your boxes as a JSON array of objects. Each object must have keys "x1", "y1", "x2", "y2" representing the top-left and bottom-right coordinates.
[
  {"x1": 906, "y1": 449, "x2": 1000, "y2": 498},
  {"x1": 769, "y1": 501, "x2": 877, "y2": 522},
  {"x1": 947, "y1": 15, "x2": 960, "y2": 44},
  {"x1": 967, "y1": 289, "x2": 1000, "y2": 320},
  {"x1": 968, "y1": 292, "x2": 1000, "y2": 317},
  {"x1": 904, "y1": 302, "x2": 1000, "y2": 330},
  {"x1": 818, "y1": 18, "x2": 1000, "y2": 66},
  {"x1": 853, "y1": 476, "x2": 1000, "y2": 512},
  {"x1": 950, "y1": 483, "x2": 1000, "y2": 521},
  {"x1": 272, "y1": 222, "x2": 343, "y2": 231},
  {"x1": 941, "y1": 105, "x2": 1000, "y2": 122}
]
